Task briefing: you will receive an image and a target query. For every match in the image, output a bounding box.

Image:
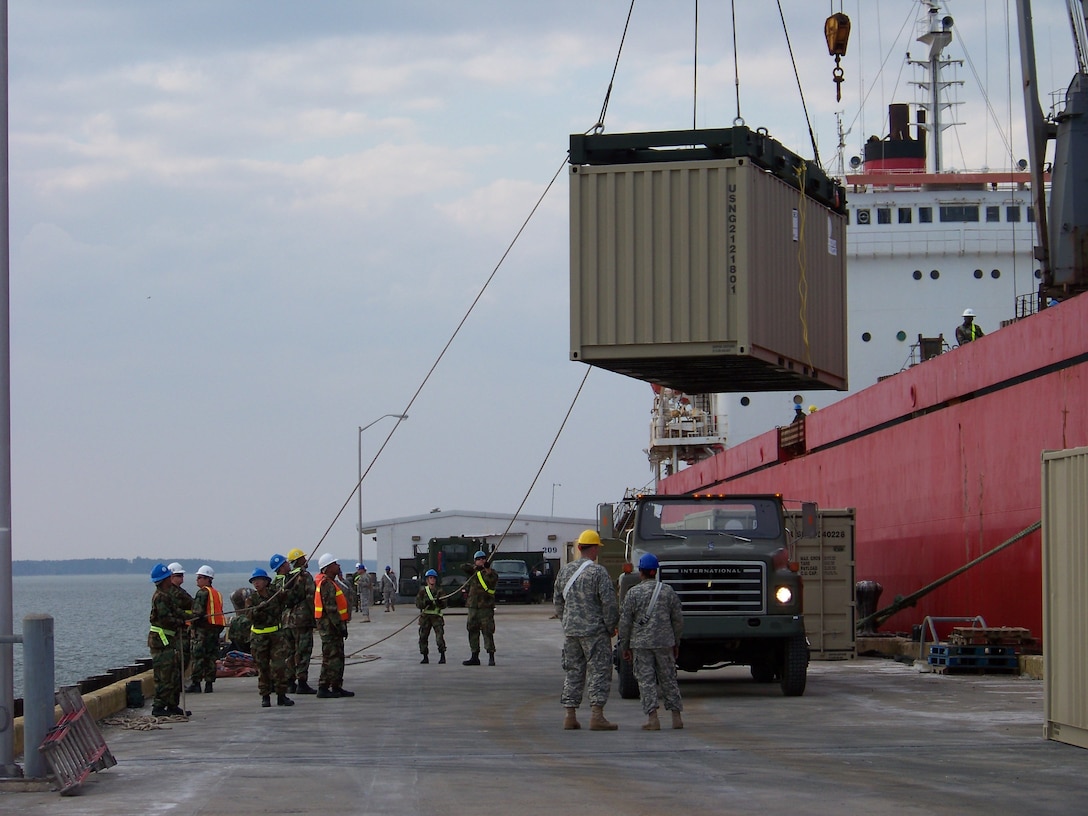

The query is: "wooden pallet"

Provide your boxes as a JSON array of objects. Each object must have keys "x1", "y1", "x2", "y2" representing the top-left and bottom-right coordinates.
[
  {"x1": 928, "y1": 644, "x2": 1020, "y2": 674},
  {"x1": 947, "y1": 626, "x2": 1039, "y2": 652}
]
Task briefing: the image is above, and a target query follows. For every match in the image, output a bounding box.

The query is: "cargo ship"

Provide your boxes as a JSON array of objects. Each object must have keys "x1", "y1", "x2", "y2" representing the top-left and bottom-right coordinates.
[{"x1": 649, "y1": 1, "x2": 1088, "y2": 637}]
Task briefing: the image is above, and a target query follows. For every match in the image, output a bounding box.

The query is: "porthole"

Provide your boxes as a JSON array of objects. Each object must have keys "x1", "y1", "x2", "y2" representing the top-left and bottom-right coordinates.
[
  {"x1": 973, "y1": 269, "x2": 984, "y2": 279},
  {"x1": 930, "y1": 270, "x2": 940, "y2": 280},
  {"x1": 1034, "y1": 269, "x2": 1042, "y2": 279},
  {"x1": 861, "y1": 332, "x2": 872, "y2": 342},
  {"x1": 896, "y1": 331, "x2": 907, "y2": 341},
  {"x1": 991, "y1": 269, "x2": 1001, "y2": 279},
  {"x1": 913, "y1": 270, "x2": 923, "y2": 280},
  {"x1": 740, "y1": 396, "x2": 750, "y2": 407}
]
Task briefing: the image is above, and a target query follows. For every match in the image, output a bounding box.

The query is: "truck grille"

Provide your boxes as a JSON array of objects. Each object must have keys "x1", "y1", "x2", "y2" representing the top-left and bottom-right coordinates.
[{"x1": 659, "y1": 561, "x2": 766, "y2": 615}]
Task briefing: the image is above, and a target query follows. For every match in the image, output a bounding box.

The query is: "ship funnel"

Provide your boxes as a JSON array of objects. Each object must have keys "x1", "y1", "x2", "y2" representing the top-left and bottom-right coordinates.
[{"x1": 889, "y1": 104, "x2": 912, "y2": 141}]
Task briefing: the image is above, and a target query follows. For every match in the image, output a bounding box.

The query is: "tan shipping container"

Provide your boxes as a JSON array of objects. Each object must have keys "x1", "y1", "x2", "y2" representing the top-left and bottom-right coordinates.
[
  {"x1": 570, "y1": 154, "x2": 847, "y2": 394},
  {"x1": 787, "y1": 508, "x2": 856, "y2": 660},
  {"x1": 1041, "y1": 446, "x2": 1088, "y2": 749}
]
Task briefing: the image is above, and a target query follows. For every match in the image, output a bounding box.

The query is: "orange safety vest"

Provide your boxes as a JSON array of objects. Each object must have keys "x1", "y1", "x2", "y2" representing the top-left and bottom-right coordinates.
[
  {"x1": 314, "y1": 574, "x2": 349, "y2": 621},
  {"x1": 202, "y1": 586, "x2": 226, "y2": 627}
]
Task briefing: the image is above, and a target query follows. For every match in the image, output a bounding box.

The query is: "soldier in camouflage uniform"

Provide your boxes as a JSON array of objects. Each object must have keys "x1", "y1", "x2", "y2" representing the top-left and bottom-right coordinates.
[
  {"x1": 227, "y1": 587, "x2": 252, "y2": 653},
  {"x1": 554, "y1": 530, "x2": 620, "y2": 731},
  {"x1": 354, "y1": 564, "x2": 373, "y2": 622},
  {"x1": 269, "y1": 553, "x2": 298, "y2": 692},
  {"x1": 167, "y1": 562, "x2": 194, "y2": 672},
  {"x1": 284, "y1": 548, "x2": 317, "y2": 694},
  {"x1": 148, "y1": 563, "x2": 193, "y2": 717},
  {"x1": 462, "y1": 550, "x2": 497, "y2": 665},
  {"x1": 619, "y1": 553, "x2": 685, "y2": 730},
  {"x1": 314, "y1": 554, "x2": 355, "y2": 698},
  {"x1": 416, "y1": 569, "x2": 447, "y2": 663},
  {"x1": 247, "y1": 567, "x2": 300, "y2": 707},
  {"x1": 186, "y1": 565, "x2": 225, "y2": 695}
]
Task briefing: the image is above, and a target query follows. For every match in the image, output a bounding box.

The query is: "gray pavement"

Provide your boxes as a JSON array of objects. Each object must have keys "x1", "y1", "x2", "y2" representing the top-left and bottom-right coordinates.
[{"x1": 4, "y1": 604, "x2": 1087, "y2": 815}]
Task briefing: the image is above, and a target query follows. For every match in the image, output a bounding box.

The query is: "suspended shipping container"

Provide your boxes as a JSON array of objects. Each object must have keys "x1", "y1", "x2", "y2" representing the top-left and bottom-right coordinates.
[{"x1": 569, "y1": 128, "x2": 848, "y2": 394}]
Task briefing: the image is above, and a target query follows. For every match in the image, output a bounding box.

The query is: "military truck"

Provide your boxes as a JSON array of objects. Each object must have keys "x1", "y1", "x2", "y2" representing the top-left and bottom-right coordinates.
[
  {"x1": 413, "y1": 536, "x2": 491, "y2": 607},
  {"x1": 412, "y1": 537, "x2": 555, "y2": 605},
  {"x1": 608, "y1": 493, "x2": 809, "y2": 697}
]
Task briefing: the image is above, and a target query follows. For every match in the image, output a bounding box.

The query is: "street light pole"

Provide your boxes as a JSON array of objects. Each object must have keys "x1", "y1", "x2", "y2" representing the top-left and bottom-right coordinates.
[{"x1": 357, "y1": 414, "x2": 408, "y2": 566}]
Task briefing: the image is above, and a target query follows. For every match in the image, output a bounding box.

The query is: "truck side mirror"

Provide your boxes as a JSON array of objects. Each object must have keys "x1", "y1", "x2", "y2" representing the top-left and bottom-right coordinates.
[
  {"x1": 598, "y1": 503, "x2": 615, "y2": 540},
  {"x1": 801, "y1": 502, "x2": 819, "y2": 538}
]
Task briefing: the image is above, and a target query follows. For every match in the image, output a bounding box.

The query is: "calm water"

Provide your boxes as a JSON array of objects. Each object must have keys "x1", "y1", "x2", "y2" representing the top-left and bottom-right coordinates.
[{"x1": 8, "y1": 572, "x2": 254, "y2": 697}]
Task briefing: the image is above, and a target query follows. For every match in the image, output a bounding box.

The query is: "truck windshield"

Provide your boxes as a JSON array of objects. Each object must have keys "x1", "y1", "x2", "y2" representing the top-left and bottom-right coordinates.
[
  {"x1": 492, "y1": 560, "x2": 528, "y2": 575},
  {"x1": 639, "y1": 498, "x2": 782, "y2": 540}
]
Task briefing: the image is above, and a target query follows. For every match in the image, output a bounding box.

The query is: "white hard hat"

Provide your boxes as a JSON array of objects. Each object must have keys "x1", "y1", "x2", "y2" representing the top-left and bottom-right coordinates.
[
  {"x1": 167, "y1": 562, "x2": 185, "y2": 574},
  {"x1": 317, "y1": 553, "x2": 339, "y2": 570},
  {"x1": 196, "y1": 565, "x2": 214, "y2": 578},
  {"x1": 962, "y1": 308, "x2": 976, "y2": 318}
]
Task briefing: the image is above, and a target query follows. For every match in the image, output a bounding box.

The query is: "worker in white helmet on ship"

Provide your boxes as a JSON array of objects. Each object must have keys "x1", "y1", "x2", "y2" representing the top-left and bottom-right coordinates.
[{"x1": 956, "y1": 308, "x2": 985, "y2": 345}]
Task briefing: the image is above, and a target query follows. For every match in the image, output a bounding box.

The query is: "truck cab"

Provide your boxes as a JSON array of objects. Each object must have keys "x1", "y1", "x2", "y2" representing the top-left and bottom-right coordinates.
[{"x1": 616, "y1": 493, "x2": 809, "y2": 696}]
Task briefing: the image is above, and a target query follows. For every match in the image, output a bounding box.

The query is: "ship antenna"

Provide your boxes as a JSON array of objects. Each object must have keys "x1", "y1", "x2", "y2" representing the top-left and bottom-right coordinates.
[{"x1": 912, "y1": 3, "x2": 963, "y2": 173}]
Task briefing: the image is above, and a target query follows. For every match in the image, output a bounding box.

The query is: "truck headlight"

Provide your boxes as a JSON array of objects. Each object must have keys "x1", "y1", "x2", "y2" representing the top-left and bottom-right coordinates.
[{"x1": 774, "y1": 586, "x2": 793, "y2": 605}]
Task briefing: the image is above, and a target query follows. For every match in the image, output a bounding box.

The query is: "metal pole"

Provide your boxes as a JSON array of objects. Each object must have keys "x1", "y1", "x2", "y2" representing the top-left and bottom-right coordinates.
[
  {"x1": 0, "y1": 0, "x2": 19, "y2": 778},
  {"x1": 551, "y1": 483, "x2": 561, "y2": 516},
  {"x1": 21, "y1": 615, "x2": 53, "y2": 780},
  {"x1": 357, "y1": 427, "x2": 363, "y2": 567}
]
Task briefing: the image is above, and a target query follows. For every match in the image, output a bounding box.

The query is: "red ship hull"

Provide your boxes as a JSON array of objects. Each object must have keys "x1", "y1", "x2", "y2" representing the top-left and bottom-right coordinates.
[{"x1": 658, "y1": 292, "x2": 1088, "y2": 636}]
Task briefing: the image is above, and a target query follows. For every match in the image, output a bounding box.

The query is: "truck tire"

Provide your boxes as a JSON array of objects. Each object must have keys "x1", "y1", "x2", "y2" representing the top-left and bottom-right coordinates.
[
  {"x1": 617, "y1": 654, "x2": 639, "y2": 700},
  {"x1": 779, "y1": 634, "x2": 809, "y2": 697}
]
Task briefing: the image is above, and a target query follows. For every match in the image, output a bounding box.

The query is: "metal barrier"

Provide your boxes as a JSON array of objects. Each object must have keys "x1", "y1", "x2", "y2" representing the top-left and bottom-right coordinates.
[
  {"x1": 917, "y1": 615, "x2": 987, "y2": 662},
  {"x1": 38, "y1": 686, "x2": 116, "y2": 795}
]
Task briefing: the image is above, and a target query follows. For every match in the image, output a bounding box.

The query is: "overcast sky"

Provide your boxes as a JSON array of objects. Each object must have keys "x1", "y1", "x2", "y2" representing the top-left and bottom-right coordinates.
[{"x1": 7, "y1": 1, "x2": 1074, "y2": 561}]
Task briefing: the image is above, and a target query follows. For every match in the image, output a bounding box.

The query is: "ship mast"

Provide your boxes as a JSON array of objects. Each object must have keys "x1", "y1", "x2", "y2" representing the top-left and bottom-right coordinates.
[{"x1": 911, "y1": 2, "x2": 963, "y2": 173}]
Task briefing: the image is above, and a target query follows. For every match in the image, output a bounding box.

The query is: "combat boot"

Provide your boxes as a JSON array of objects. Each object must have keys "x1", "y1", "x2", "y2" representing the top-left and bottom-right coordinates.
[
  {"x1": 261, "y1": 695, "x2": 271, "y2": 707},
  {"x1": 287, "y1": 680, "x2": 297, "y2": 694},
  {"x1": 438, "y1": 652, "x2": 446, "y2": 664},
  {"x1": 462, "y1": 652, "x2": 481, "y2": 666},
  {"x1": 563, "y1": 707, "x2": 581, "y2": 730},
  {"x1": 204, "y1": 681, "x2": 213, "y2": 694},
  {"x1": 642, "y1": 709, "x2": 661, "y2": 731},
  {"x1": 488, "y1": 652, "x2": 496, "y2": 666},
  {"x1": 589, "y1": 705, "x2": 618, "y2": 731},
  {"x1": 151, "y1": 705, "x2": 170, "y2": 717},
  {"x1": 168, "y1": 706, "x2": 192, "y2": 717},
  {"x1": 184, "y1": 681, "x2": 201, "y2": 694},
  {"x1": 277, "y1": 693, "x2": 294, "y2": 707},
  {"x1": 335, "y1": 687, "x2": 355, "y2": 697},
  {"x1": 671, "y1": 711, "x2": 684, "y2": 729},
  {"x1": 420, "y1": 654, "x2": 429, "y2": 664},
  {"x1": 296, "y1": 679, "x2": 317, "y2": 695},
  {"x1": 316, "y1": 685, "x2": 335, "y2": 698}
]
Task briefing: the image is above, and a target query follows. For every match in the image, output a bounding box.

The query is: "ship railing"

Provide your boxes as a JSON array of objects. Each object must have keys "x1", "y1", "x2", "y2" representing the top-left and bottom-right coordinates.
[{"x1": 849, "y1": 229, "x2": 1034, "y2": 258}]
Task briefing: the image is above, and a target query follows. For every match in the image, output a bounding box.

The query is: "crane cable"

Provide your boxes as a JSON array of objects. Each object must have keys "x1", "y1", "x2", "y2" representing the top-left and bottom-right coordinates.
[
  {"x1": 593, "y1": 0, "x2": 637, "y2": 133},
  {"x1": 774, "y1": 0, "x2": 822, "y2": 167},
  {"x1": 304, "y1": 155, "x2": 569, "y2": 569}
]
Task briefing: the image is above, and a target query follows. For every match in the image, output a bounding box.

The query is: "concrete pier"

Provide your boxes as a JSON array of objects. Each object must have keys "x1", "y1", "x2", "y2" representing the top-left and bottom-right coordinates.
[{"x1": 2, "y1": 605, "x2": 1085, "y2": 814}]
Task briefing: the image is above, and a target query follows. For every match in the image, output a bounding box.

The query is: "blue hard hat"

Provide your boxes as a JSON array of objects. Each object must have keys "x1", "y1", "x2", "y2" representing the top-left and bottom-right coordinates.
[
  {"x1": 385, "y1": 565, "x2": 391, "y2": 571},
  {"x1": 638, "y1": 553, "x2": 660, "y2": 571},
  {"x1": 149, "y1": 563, "x2": 172, "y2": 584},
  {"x1": 474, "y1": 550, "x2": 487, "y2": 559},
  {"x1": 269, "y1": 553, "x2": 287, "y2": 571},
  {"x1": 425, "y1": 569, "x2": 438, "y2": 578},
  {"x1": 249, "y1": 567, "x2": 271, "y2": 583}
]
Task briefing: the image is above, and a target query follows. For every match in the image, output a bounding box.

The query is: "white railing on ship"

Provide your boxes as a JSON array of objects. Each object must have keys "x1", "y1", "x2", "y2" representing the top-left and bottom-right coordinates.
[{"x1": 848, "y1": 228, "x2": 1035, "y2": 258}]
